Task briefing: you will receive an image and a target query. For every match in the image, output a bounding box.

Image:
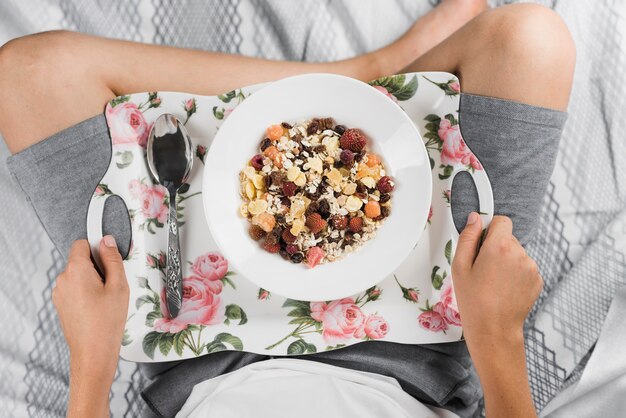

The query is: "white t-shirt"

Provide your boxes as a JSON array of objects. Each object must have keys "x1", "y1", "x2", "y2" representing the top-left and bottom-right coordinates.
[{"x1": 177, "y1": 358, "x2": 460, "y2": 418}]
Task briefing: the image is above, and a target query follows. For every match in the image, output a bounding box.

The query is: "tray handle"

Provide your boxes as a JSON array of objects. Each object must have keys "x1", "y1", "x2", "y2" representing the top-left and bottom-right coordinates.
[
  {"x1": 86, "y1": 193, "x2": 114, "y2": 271},
  {"x1": 446, "y1": 166, "x2": 494, "y2": 245}
]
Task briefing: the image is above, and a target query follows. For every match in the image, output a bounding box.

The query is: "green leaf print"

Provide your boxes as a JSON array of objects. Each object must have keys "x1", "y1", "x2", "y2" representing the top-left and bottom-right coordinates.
[
  {"x1": 109, "y1": 95, "x2": 130, "y2": 107},
  {"x1": 158, "y1": 333, "x2": 174, "y2": 356},
  {"x1": 143, "y1": 331, "x2": 161, "y2": 359},
  {"x1": 445, "y1": 240, "x2": 453, "y2": 265},
  {"x1": 224, "y1": 304, "x2": 248, "y2": 325}
]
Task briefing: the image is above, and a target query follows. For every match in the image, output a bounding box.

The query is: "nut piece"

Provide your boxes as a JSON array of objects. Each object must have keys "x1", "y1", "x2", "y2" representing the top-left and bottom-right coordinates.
[
  {"x1": 287, "y1": 166, "x2": 301, "y2": 182},
  {"x1": 242, "y1": 166, "x2": 256, "y2": 179},
  {"x1": 345, "y1": 195, "x2": 363, "y2": 212},
  {"x1": 291, "y1": 218, "x2": 305, "y2": 235},
  {"x1": 360, "y1": 176, "x2": 376, "y2": 189},
  {"x1": 304, "y1": 157, "x2": 323, "y2": 173},
  {"x1": 326, "y1": 168, "x2": 343, "y2": 186},
  {"x1": 245, "y1": 181, "x2": 256, "y2": 199},
  {"x1": 253, "y1": 174, "x2": 266, "y2": 190},
  {"x1": 248, "y1": 199, "x2": 268, "y2": 215},
  {"x1": 294, "y1": 172, "x2": 307, "y2": 187},
  {"x1": 342, "y1": 182, "x2": 357, "y2": 195}
]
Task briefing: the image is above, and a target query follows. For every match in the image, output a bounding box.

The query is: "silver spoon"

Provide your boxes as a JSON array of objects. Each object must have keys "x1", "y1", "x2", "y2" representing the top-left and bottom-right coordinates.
[{"x1": 147, "y1": 114, "x2": 194, "y2": 318}]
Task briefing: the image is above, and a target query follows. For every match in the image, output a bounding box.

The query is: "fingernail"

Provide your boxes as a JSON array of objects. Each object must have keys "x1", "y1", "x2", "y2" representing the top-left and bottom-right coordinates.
[
  {"x1": 466, "y1": 212, "x2": 479, "y2": 225},
  {"x1": 103, "y1": 235, "x2": 117, "y2": 248}
]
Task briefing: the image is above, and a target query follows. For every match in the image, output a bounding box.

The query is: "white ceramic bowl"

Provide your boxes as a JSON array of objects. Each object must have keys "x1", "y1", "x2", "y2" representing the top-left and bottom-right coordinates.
[{"x1": 203, "y1": 73, "x2": 432, "y2": 301}]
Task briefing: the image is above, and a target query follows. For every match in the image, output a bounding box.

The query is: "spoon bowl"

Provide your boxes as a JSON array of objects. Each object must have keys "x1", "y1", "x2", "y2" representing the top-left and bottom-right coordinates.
[{"x1": 147, "y1": 114, "x2": 194, "y2": 317}]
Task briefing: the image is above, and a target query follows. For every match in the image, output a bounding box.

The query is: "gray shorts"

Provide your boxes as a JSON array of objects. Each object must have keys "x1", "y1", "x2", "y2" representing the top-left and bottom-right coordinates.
[{"x1": 5, "y1": 93, "x2": 566, "y2": 418}]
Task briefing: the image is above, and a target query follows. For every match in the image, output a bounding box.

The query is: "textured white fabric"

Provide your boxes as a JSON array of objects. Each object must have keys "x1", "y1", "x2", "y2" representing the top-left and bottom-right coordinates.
[
  {"x1": 540, "y1": 285, "x2": 626, "y2": 417},
  {"x1": 178, "y1": 358, "x2": 460, "y2": 418}
]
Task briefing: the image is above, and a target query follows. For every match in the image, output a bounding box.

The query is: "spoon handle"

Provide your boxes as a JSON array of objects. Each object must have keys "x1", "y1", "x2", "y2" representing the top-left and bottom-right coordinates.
[{"x1": 165, "y1": 192, "x2": 183, "y2": 318}]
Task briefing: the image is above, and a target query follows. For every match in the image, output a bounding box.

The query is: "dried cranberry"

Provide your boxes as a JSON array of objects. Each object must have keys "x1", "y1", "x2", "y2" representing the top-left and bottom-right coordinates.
[
  {"x1": 283, "y1": 182, "x2": 297, "y2": 197},
  {"x1": 250, "y1": 154, "x2": 264, "y2": 170},
  {"x1": 279, "y1": 249, "x2": 290, "y2": 260},
  {"x1": 280, "y1": 196, "x2": 291, "y2": 207},
  {"x1": 340, "y1": 149, "x2": 355, "y2": 166}
]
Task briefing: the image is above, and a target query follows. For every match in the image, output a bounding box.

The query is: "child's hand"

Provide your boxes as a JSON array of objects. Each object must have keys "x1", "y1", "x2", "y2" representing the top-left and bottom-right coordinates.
[
  {"x1": 452, "y1": 213, "x2": 543, "y2": 346},
  {"x1": 53, "y1": 237, "x2": 129, "y2": 383}
]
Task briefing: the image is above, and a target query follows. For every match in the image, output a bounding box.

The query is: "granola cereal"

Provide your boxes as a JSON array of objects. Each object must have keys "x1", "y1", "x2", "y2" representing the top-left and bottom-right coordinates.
[{"x1": 239, "y1": 118, "x2": 395, "y2": 268}]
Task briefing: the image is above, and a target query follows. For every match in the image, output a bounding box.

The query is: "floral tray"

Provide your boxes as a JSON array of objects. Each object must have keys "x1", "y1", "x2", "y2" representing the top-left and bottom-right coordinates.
[{"x1": 86, "y1": 72, "x2": 493, "y2": 362}]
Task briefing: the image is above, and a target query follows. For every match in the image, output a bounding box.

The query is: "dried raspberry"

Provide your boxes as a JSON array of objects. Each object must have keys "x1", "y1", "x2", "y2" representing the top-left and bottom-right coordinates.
[
  {"x1": 286, "y1": 244, "x2": 299, "y2": 255},
  {"x1": 348, "y1": 217, "x2": 363, "y2": 232},
  {"x1": 282, "y1": 229, "x2": 297, "y2": 243},
  {"x1": 340, "y1": 129, "x2": 366, "y2": 152},
  {"x1": 248, "y1": 225, "x2": 266, "y2": 241},
  {"x1": 340, "y1": 149, "x2": 355, "y2": 166},
  {"x1": 283, "y1": 181, "x2": 297, "y2": 197},
  {"x1": 306, "y1": 213, "x2": 327, "y2": 234},
  {"x1": 250, "y1": 154, "x2": 264, "y2": 170},
  {"x1": 377, "y1": 176, "x2": 395, "y2": 193},
  {"x1": 262, "y1": 239, "x2": 280, "y2": 253},
  {"x1": 331, "y1": 215, "x2": 348, "y2": 230},
  {"x1": 306, "y1": 246, "x2": 325, "y2": 268}
]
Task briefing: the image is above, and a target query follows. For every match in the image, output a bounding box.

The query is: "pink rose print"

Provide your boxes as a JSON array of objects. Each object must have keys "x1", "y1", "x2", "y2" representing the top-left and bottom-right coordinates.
[
  {"x1": 428, "y1": 206, "x2": 433, "y2": 223},
  {"x1": 310, "y1": 298, "x2": 365, "y2": 344},
  {"x1": 129, "y1": 179, "x2": 147, "y2": 199},
  {"x1": 140, "y1": 185, "x2": 168, "y2": 223},
  {"x1": 258, "y1": 289, "x2": 270, "y2": 300},
  {"x1": 184, "y1": 98, "x2": 196, "y2": 112},
  {"x1": 192, "y1": 253, "x2": 228, "y2": 294},
  {"x1": 356, "y1": 315, "x2": 389, "y2": 340},
  {"x1": 223, "y1": 108, "x2": 234, "y2": 119},
  {"x1": 372, "y1": 85, "x2": 398, "y2": 103},
  {"x1": 106, "y1": 102, "x2": 150, "y2": 147},
  {"x1": 418, "y1": 310, "x2": 448, "y2": 332},
  {"x1": 438, "y1": 119, "x2": 483, "y2": 170},
  {"x1": 439, "y1": 279, "x2": 462, "y2": 326},
  {"x1": 95, "y1": 186, "x2": 105, "y2": 196},
  {"x1": 449, "y1": 81, "x2": 460, "y2": 93},
  {"x1": 407, "y1": 289, "x2": 419, "y2": 303},
  {"x1": 154, "y1": 275, "x2": 223, "y2": 333},
  {"x1": 147, "y1": 255, "x2": 156, "y2": 268}
]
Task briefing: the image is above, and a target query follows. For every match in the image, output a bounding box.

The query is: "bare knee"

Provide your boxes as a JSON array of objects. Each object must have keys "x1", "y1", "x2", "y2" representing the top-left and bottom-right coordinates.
[
  {"x1": 0, "y1": 31, "x2": 111, "y2": 153},
  {"x1": 492, "y1": 5, "x2": 574, "y2": 74},
  {"x1": 460, "y1": 4, "x2": 575, "y2": 109}
]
